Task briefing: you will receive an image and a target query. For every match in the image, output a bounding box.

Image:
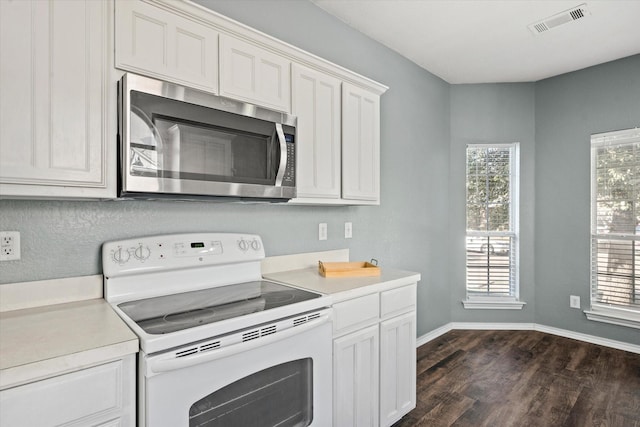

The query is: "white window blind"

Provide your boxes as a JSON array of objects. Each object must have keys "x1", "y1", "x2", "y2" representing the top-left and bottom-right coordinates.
[
  {"x1": 591, "y1": 128, "x2": 640, "y2": 316},
  {"x1": 465, "y1": 144, "x2": 519, "y2": 299}
]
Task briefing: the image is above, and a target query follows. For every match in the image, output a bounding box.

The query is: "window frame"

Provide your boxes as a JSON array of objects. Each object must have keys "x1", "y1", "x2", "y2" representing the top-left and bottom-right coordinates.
[
  {"x1": 587, "y1": 127, "x2": 640, "y2": 329},
  {"x1": 463, "y1": 143, "x2": 524, "y2": 310}
]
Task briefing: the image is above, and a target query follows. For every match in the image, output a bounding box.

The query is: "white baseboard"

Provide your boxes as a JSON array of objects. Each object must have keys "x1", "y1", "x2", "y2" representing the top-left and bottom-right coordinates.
[
  {"x1": 451, "y1": 322, "x2": 535, "y2": 330},
  {"x1": 416, "y1": 324, "x2": 452, "y2": 347},
  {"x1": 416, "y1": 322, "x2": 640, "y2": 354},
  {"x1": 534, "y1": 324, "x2": 640, "y2": 354}
]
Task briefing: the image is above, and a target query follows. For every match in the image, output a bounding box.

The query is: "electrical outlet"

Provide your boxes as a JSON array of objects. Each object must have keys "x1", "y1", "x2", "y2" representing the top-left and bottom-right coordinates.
[
  {"x1": 318, "y1": 223, "x2": 327, "y2": 241},
  {"x1": 570, "y1": 295, "x2": 581, "y2": 309},
  {"x1": 344, "y1": 222, "x2": 353, "y2": 239},
  {"x1": 0, "y1": 231, "x2": 20, "y2": 261}
]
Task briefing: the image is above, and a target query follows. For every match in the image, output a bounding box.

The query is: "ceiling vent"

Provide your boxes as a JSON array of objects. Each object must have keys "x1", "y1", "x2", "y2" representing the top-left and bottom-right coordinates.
[{"x1": 528, "y1": 3, "x2": 590, "y2": 35}]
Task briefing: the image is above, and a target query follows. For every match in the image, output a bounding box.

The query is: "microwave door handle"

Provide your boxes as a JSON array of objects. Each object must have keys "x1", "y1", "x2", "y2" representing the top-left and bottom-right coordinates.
[{"x1": 274, "y1": 123, "x2": 287, "y2": 187}]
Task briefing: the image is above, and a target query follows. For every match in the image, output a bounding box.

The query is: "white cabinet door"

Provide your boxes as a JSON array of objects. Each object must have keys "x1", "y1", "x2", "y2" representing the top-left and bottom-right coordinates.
[
  {"x1": 291, "y1": 64, "x2": 341, "y2": 199},
  {"x1": 0, "y1": 356, "x2": 135, "y2": 427},
  {"x1": 342, "y1": 83, "x2": 380, "y2": 202},
  {"x1": 0, "y1": 0, "x2": 114, "y2": 198},
  {"x1": 379, "y1": 312, "x2": 417, "y2": 427},
  {"x1": 219, "y1": 34, "x2": 291, "y2": 112},
  {"x1": 115, "y1": 0, "x2": 218, "y2": 93},
  {"x1": 334, "y1": 324, "x2": 380, "y2": 427}
]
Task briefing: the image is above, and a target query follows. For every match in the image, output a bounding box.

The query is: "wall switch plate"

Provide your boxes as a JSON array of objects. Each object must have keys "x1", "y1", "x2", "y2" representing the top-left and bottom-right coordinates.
[
  {"x1": 344, "y1": 222, "x2": 353, "y2": 239},
  {"x1": 0, "y1": 231, "x2": 20, "y2": 261},
  {"x1": 319, "y1": 223, "x2": 327, "y2": 241},
  {"x1": 570, "y1": 295, "x2": 581, "y2": 309}
]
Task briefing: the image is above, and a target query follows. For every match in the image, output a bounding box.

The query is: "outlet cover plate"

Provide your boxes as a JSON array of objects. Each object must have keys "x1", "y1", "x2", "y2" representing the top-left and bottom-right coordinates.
[
  {"x1": 319, "y1": 223, "x2": 327, "y2": 241},
  {"x1": 0, "y1": 231, "x2": 21, "y2": 261},
  {"x1": 570, "y1": 295, "x2": 581, "y2": 309},
  {"x1": 345, "y1": 222, "x2": 353, "y2": 239}
]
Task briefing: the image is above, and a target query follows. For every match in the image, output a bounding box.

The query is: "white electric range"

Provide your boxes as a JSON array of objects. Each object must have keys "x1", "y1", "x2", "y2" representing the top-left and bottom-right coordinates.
[{"x1": 103, "y1": 233, "x2": 333, "y2": 427}]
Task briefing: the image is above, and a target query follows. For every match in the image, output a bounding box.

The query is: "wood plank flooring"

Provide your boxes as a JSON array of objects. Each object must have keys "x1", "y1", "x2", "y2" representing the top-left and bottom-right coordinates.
[{"x1": 393, "y1": 330, "x2": 640, "y2": 427}]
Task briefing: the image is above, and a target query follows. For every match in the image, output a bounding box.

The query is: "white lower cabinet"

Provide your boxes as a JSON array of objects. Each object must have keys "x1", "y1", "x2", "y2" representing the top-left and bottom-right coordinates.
[
  {"x1": 332, "y1": 284, "x2": 417, "y2": 427},
  {"x1": 379, "y1": 311, "x2": 417, "y2": 426},
  {"x1": 334, "y1": 324, "x2": 380, "y2": 427},
  {"x1": 0, "y1": 355, "x2": 135, "y2": 427}
]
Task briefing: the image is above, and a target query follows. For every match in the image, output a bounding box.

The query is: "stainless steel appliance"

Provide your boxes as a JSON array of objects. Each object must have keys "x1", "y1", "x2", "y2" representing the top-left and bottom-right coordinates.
[
  {"x1": 103, "y1": 233, "x2": 332, "y2": 426},
  {"x1": 118, "y1": 74, "x2": 296, "y2": 201}
]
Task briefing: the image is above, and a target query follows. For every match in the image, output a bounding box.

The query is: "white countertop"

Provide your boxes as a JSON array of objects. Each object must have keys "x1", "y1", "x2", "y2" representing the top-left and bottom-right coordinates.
[
  {"x1": 0, "y1": 298, "x2": 138, "y2": 390},
  {"x1": 264, "y1": 267, "x2": 421, "y2": 303}
]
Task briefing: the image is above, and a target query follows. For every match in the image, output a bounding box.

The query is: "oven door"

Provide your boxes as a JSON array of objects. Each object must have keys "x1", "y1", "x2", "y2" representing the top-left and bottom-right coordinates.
[{"x1": 140, "y1": 315, "x2": 332, "y2": 427}]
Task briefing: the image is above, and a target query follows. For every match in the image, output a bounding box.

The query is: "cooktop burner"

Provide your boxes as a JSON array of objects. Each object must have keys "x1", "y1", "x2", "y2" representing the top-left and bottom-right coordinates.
[{"x1": 117, "y1": 280, "x2": 321, "y2": 335}]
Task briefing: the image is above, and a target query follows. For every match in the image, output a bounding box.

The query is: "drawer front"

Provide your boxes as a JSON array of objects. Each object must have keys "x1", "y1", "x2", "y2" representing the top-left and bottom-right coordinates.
[
  {"x1": 0, "y1": 360, "x2": 123, "y2": 426},
  {"x1": 380, "y1": 284, "x2": 416, "y2": 319},
  {"x1": 333, "y1": 293, "x2": 380, "y2": 335}
]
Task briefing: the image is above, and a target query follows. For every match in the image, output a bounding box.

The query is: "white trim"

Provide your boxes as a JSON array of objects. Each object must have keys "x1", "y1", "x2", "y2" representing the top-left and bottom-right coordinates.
[
  {"x1": 584, "y1": 310, "x2": 640, "y2": 330},
  {"x1": 451, "y1": 322, "x2": 534, "y2": 330},
  {"x1": 462, "y1": 299, "x2": 526, "y2": 310},
  {"x1": 416, "y1": 324, "x2": 452, "y2": 347},
  {"x1": 534, "y1": 324, "x2": 640, "y2": 354},
  {"x1": 415, "y1": 322, "x2": 640, "y2": 354}
]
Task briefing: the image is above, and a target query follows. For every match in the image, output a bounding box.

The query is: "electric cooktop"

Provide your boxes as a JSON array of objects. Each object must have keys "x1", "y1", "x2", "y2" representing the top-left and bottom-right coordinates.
[{"x1": 117, "y1": 280, "x2": 322, "y2": 335}]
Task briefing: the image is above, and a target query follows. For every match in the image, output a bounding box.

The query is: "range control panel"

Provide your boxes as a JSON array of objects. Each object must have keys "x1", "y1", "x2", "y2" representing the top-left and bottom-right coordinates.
[{"x1": 102, "y1": 233, "x2": 264, "y2": 278}]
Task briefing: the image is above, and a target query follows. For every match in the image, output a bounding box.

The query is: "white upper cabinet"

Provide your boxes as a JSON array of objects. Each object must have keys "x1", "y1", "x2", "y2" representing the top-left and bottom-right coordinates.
[
  {"x1": 1, "y1": 0, "x2": 386, "y2": 202},
  {"x1": 342, "y1": 83, "x2": 381, "y2": 202},
  {"x1": 219, "y1": 34, "x2": 291, "y2": 112},
  {"x1": 0, "y1": 0, "x2": 114, "y2": 198},
  {"x1": 292, "y1": 64, "x2": 341, "y2": 200},
  {"x1": 115, "y1": 0, "x2": 219, "y2": 93}
]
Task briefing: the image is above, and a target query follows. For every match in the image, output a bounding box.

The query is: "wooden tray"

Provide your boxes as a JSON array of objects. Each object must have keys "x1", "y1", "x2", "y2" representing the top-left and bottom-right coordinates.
[{"x1": 318, "y1": 261, "x2": 380, "y2": 278}]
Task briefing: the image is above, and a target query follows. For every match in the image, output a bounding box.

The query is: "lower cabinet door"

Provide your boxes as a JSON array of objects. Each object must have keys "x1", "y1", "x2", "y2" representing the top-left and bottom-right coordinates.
[
  {"x1": 334, "y1": 324, "x2": 380, "y2": 427},
  {"x1": 379, "y1": 312, "x2": 417, "y2": 426},
  {"x1": 0, "y1": 356, "x2": 135, "y2": 427}
]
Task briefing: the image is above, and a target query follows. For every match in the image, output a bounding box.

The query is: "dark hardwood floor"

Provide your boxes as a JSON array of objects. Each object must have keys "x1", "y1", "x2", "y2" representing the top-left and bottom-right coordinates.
[{"x1": 393, "y1": 330, "x2": 640, "y2": 427}]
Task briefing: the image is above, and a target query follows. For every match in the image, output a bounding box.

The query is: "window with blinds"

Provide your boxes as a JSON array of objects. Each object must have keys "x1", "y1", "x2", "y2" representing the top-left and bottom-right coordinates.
[
  {"x1": 466, "y1": 144, "x2": 519, "y2": 299},
  {"x1": 591, "y1": 128, "x2": 640, "y2": 319}
]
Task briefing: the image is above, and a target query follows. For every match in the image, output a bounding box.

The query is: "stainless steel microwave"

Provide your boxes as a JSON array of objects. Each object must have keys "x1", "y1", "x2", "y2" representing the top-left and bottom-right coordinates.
[{"x1": 118, "y1": 73, "x2": 296, "y2": 201}]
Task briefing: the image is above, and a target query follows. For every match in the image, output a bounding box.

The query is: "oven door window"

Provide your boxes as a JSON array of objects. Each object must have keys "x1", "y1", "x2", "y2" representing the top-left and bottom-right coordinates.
[
  {"x1": 129, "y1": 91, "x2": 280, "y2": 185},
  {"x1": 188, "y1": 358, "x2": 313, "y2": 427}
]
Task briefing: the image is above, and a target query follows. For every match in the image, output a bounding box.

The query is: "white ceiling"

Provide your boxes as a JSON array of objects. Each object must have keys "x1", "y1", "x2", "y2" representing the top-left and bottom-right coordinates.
[{"x1": 311, "y1": 0, "x2": 640, "y2": 84}]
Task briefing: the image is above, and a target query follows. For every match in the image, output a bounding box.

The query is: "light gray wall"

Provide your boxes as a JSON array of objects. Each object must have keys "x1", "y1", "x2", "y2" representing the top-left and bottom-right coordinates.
[
  {"x1": 0, "y1": 0, "x2": 452, "y2": 336},
  {"x1": 1, "y1": 0, "x2": 638, "y2": 346},
  {"x1": 535, "y1": 55, "x2": 640, "y2": 345},
  {"x1": 449, "y1": 83, "x2": 536, "y2": 323}
]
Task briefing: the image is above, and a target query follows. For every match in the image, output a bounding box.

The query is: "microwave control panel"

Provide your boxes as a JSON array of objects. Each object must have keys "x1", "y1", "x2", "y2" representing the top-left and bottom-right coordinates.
[{"x1": 283, "y1": 133, "x2": 295, "y2": 186}]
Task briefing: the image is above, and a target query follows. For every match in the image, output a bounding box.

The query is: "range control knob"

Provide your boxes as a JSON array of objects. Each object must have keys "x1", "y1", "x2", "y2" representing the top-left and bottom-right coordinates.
[
  {"x1": 134, "y1": 244, "x2": 151, "y2": 261},
  {"x1": 112, "y1": 247, "x2": 130, "y2": 264},
  {"x1": 238, "y1": 239, "x2": 249, "y2": 252},
  {"x1": 251, "y1": 239, "x2": 261, "y2": 251}
]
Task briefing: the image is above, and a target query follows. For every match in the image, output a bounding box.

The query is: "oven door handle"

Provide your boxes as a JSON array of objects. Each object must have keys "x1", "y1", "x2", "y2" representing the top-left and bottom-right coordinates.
[{"x1": 147, "y1": 314, "x2": 330, "y2": 375}]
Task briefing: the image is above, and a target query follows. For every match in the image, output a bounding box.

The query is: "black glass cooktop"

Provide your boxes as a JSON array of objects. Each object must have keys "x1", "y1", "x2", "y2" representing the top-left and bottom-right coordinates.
[{"x1": 118, "y1": 281, "x2": 321, "y2": 335}]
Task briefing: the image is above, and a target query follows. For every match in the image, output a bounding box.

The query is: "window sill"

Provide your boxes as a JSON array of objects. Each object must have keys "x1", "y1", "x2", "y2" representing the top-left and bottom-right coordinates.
[
  {"x1": 584, "y1": 308, "x2": 640, "y2": 330},
  {"x1": 462, "y1": 299, "x2": 526, "y2": 310}
]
